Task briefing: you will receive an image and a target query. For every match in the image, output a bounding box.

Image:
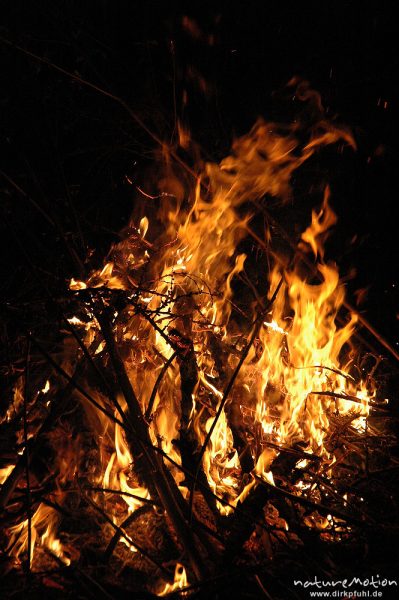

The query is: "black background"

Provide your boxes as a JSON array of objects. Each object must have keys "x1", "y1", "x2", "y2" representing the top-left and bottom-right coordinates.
[{"x1": 1, "y1": 1, "x2": 398, "y2": 360}]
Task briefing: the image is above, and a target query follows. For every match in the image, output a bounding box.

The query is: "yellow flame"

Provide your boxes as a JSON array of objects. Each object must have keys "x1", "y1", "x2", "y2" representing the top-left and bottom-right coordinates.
[
  {"x1": 202, "y1": 409, "x2": 241, "y2": 514},
  {"x1": 159, "y1": 563, "x2": 188, "y2": 596},
  {"x1": 6, "y1": 504, "x2": 70, "y2": 566},
  {"x1": 102, "y1": 418, "x2": 150, "y2": 516},
  {"x1": 252, "y1": 193, "x2": 373, "y2": 475},
  {"x1": 0, "y1": 464, "x2": 14, "y2": 485},
  {"x1": 41, "y1": 379, "x2": 50, "y2": 394}
]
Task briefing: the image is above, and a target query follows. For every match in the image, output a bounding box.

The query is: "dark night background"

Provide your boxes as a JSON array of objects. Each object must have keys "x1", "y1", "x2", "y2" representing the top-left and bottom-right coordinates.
[{"x1": 0, "y1": 4, "x2": 398, "y2": 353}]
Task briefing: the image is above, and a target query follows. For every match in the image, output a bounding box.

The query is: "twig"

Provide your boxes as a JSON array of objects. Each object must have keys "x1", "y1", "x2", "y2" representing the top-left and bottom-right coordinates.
[
  {"x1": 28, "y1": 333, "x2": 126, "y2": 429},
  {"x1": 87, "y1": 487, "x2": 161, "y2": 507},
  {"x1": 4, "y1": 249, "x2": 123, "y2": 426},
  {"x1": 145, "y1": 351, "x2": 177, "y2": 420},
  {"x1": 0, "y1": 169, "x2": 55, "y2": 226},
  {"x1": 59, "y1": 312, "x2": 126, "y2": 421},
  {"x1": 290, "y1": 364, "x2": 355, "y2": 382},
  {"x1": 85, "y1": 494, "x2": 171, "y2": 575},
  {"x1": 254, "y1": 574, "x2": 275, "y2": 600},
  {"x1": 96, "y1": 308, "x2": 208, "y2": 580},
  {"x1": 309, "y1": 390, "x2": 384, "y2": 409},
  {"x1": 2, "y1": 172, "x2": 85, "y2": 277},
  {"x1": 102, "y1": 504, "x2": 156, "y2": 563},
  {"x1": 293, "y1": 468, "x2": 373, "y2": 522},
  {"x1": 261, "y1": 440, "x2": 322, "y2": 462},
  {"x1": 170, "y1": 327, "x2": 221, "y2": 523}
]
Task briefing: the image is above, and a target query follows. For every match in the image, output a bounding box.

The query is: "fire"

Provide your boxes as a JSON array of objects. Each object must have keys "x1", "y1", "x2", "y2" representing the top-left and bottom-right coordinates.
[
  {"x1": 65, "y1": 107, "x2": 374, "y2": 515},
  {"x1": 6, "y1": 503, "x2": 70, "y2": 566},
  {"x1": 0, "y1": 465, "x2": 15, "y2": 485},
  {"x1": 3, "y1": 82, "x2": 387, "y2": 586},
  {"x1": 202, "y1": 409, "x2": 241, "y2": 514},
  {"x1": 159, "y1": 563, "x2": 189, "y2": 596},
  {"x1": 101, "y1": 408, "x2": 150, "y2": 517},
  {"x1": 41, "y1": 379, "x2": 50, "y2": 394},
  {"x1": 251, "y1": 191, "x2": 373, "y2": 483},
  {"x1": 78, "y1": 390, "x2": 151, "y2": 539}
]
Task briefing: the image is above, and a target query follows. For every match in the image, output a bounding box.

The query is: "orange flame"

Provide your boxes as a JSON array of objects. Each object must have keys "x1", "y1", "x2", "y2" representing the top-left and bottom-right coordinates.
[
  {"x1": 159, "y1": 563, "x2": 189, "y2": 596},
  {"x1": 6, "y1": 503, "x2": 70, "y2": 566}
]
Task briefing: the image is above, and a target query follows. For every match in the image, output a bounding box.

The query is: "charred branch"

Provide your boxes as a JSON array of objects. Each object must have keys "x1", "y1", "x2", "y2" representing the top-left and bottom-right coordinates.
[{"x1": 96, "y1": 308, "x2": 209, "y2": 581}]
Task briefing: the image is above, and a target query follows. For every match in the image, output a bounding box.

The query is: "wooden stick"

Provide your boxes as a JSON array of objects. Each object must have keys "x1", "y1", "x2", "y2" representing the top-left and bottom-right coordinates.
[
  {"x1": 309, "y1": 390, "x2": 386, "y2": 410},
  {"x1": 28, "y1": 334, "x2": 126, "y2": 428},
  {"x1": 87, "y1": 487, "x2": 161, "y2": 507},
  {"x1": 209, "y1": 332, "x2": 254, "y2": 474},
  {"x1": 87, "y1": 500, "x2": 169, "y2": 571},
  {"x1": 145, "y1": 351, "x2": 177, "y2": 420},
  {"x1": 97, "y1": 308, "x2": 208, "y2": 581},
  {"x1": 169, "y1": 328, "x2": 220, "y2": 522}
]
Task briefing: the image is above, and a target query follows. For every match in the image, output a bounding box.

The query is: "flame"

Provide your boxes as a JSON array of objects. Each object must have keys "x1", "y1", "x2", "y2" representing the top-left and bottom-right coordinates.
[
  {"x1": 6, "y1": 503, "x2": 70, "y2": 566},
  {"x1": 159, "y1": 563, "x2": 189, "y2": 596},
  {"x1": 1, "y1": 376, "x2": 24, "y2": 424},
  {"x1": 40, "y1": 379, "x2": 50, "y2": 394},
  {"x1": 202, "y1": 409, "x2": 241, "y2": 514},
  {"x1": 70, "y1": 277, "x2": 87, "y2": 290},
  {"x1": 4, "y1": 83, "x2": 380, "y2": 576},
  {"x1": 251, "y1": 190, "x2": 373, "y2": 470},
  {"x1": 0, "y1": 464, "x2": 15, "y2": 484},
  {"x1": 79, "y1": 392, "x2": 150, "y2": 534},
  {"x1": 102, "y1": 415, "x2": 150, "y2": 516}
]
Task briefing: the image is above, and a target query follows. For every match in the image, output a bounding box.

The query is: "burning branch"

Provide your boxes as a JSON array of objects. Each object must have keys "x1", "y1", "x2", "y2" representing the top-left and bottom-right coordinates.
[{"x1": 96, "y1": 308, "x2": 209, "y2": 580}]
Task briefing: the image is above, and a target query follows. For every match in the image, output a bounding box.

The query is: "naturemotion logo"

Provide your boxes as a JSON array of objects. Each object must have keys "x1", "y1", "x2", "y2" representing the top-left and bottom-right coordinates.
[{"x1": 293, "y1": 575, "x2": 398, "y2": 598}]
